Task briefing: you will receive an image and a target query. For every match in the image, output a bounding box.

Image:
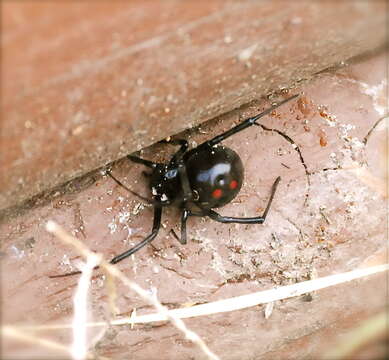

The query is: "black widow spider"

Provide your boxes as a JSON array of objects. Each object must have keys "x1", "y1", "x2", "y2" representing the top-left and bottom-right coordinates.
[{"x1": 50, "y1": 94, "x2": 298, "y2": 278}]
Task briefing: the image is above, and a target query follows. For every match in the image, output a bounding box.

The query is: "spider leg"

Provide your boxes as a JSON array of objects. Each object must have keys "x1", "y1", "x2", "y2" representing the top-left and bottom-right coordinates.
[
  {"x1": 49, "y1": 192, "x2": 162, "y2": 278},
  {"x1": 205, "y1": 176, "x2": 281, "y2": 224},
  {"x1": 110, "y1": 204, "x2": 162, "y2": 264},
  {"x1": 180, "y1": 209, "x2": 190, "y2": 245},
  {"x1": 200, "y1": 94, "x2": 298, "y2": 148},
  {"x1": 142, "y1": 171, "x2": 152, "y2": 178},
  {"x1": 127, "y1": 154, "x2": 159, "y2": 168},
  {"x1": 177, "y1": 163, "x2": 193, "y2": 202},
  {"x1": 49, "y1": 268, "x2": 91, "y2": 278},
  {"x1": 179, "y1": 208, "x2": 205, "y2": 245},
  {"x1": 106, "y1": 170, "x2": 154, "y2": 204},
  {"x1": 207, "y1": 210, "x2": 265, "y2": 224},
  {"x1": 160, "y1": 139, "x2": 188, "y2": 164}
]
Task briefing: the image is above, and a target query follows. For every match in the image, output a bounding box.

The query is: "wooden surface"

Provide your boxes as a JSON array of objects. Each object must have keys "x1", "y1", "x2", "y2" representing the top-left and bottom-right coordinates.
[
  {"x1": 1, "y1": 1, "x2": 387, "y2": 212},
  {"x1": 1, "y1": 49, "x2": 387, "y2": 359}
]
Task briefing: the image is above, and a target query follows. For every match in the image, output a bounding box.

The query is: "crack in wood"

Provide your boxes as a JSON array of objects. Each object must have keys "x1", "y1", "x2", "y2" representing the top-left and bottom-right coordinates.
[
  {"x1": 255, "y1": 123, "x2": 311, "y2": 204},
  {"x1": 363, "y1": 113, "x2": 388, "y2": 145}
]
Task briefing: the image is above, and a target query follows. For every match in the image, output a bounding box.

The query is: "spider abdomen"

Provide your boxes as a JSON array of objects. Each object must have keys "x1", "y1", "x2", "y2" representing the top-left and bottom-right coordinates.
[{"x1": 184, "y1": 145, "x2": 244, "y2": 209}]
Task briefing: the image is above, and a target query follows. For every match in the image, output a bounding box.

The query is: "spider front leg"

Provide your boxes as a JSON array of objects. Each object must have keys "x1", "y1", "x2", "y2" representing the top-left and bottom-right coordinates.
[
  {"x1": 127, "y1": 154, "x2": 160, "y2": 168},
  {"x1": 110, "y1": 204, "x2": 162, "y2": 263},
  {"x1": 49, "y1": 203, "x2": 163, "y2": 278},
  {"x1": 199, "y1": 94, "x2": 298, "y2": 148},
  {"x1": 106, "y1": 170, "x2": 154, "y2": 204},
  {"x1": 205, "y1": 176, "x2": 281, "y2": 224},
  {"x1": 159, "y1": 139, "x2": 188, "y2": 164},
  {"x1": 179, "y1": 209, "x2": 190, "y2": 245},
  {"x1": 179, "y1": 208, "x2": 205, "y2": 245}
]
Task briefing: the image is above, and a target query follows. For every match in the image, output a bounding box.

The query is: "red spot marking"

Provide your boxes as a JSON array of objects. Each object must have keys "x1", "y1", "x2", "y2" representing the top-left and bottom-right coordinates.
[
  {"x1": 212, "y1": 188, "x2": 223, "y2": 199},
  {"x1": 229, "y1": 180, "x2": 238, "y2": 190}
]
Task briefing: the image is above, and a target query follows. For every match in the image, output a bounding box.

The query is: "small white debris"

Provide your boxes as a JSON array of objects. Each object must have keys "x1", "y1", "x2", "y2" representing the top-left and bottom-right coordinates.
[
  {"x1": 148, "y1": 286, "x2": 158, "y2": 298},
  {"x1": 108, "y1": 221, "x2": 117, "y2": 234},
  {"x1": 124, "y1": 226, "x2": 135, "y2": 237},
  {"x1": 152, "y1": 187, "x2": 158, "y2": 196},
  {"x1": 118, "y1": 211, "x2": 130, "y2": 224},
  {"x1": 24, "y1": 120, "x2": 33, "y2": 129},
  {"x1": 290, "y1": 17, "x2": 302, "y2": 25},
  {"x1": 161, "y1": 194, "x2": 168, "y2": 202},
  {"x1": 356, "y1": 79, "x2": 387, "y2": 116},
  {"x1": 132, "y1": 203, "x2": 144, "y2": 215},
  {"x1": 224, "y1": 35, "x2": 232, "y2": 44},
  {"x1": 270, "y1": 233, "x2": 281, "y2": 249},
  {"x1": 129, "y1": 309, "x2": 137, "y2": 329},
  {"x1": 264, "y1": 301, "x2": 275, "y2": 319},
  {"x1": 238, "y1": 43, "x2": 258, "y2": 62},
  {"x1": 10, "y1": 245, "x2": 25, "y2": 259}
]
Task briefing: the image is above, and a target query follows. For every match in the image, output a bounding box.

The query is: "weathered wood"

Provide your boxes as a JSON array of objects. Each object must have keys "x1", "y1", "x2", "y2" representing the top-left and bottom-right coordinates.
[{"x1": 1, "y1": 1, "x2": 386, "y2": 210}]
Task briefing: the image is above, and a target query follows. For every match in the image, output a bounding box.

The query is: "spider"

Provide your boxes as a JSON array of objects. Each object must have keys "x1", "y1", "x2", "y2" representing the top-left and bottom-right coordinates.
[{"x1": 50, "y1": 94, "x2": 298, "y2": 278}]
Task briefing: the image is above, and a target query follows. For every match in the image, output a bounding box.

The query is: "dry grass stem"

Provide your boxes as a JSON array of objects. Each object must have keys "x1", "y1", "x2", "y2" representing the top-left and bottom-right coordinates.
[
  {"x1": 2, "y1": 326, "x2": 109, "y2": 360},
  {"x1": 109, "y1": 262, "x2": 389, "y2": 324},
  {"x1": 3, "y1": 325, "x2": 72, "y2": 355},
  {"x1": 105, "y1": 269, "x2": 120, "y2": 316},
  {"x1": 46, "y1": 221, "x2": 220, "y2": 360},
  {"x1": 72, "y1": 253, "x2": 101, "y2": 360},
  {"x1": 11, "y1": 263, "x2": 388, "y2": 331}
]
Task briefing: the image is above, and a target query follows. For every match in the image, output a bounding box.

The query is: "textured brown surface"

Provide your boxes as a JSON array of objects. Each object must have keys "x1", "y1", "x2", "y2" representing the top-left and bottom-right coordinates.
[
  {"x1": 1, "y1": 51, "x2": 387, "y2": 359},
  {"x1": 1, "y1": 1, "x2": 387, "y2": 211}
]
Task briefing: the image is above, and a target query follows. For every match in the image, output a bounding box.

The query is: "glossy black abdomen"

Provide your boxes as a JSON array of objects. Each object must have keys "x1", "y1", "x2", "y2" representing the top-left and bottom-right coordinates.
[{"x1": 184, "y1": 145, "x2": 243, "y2": 209}]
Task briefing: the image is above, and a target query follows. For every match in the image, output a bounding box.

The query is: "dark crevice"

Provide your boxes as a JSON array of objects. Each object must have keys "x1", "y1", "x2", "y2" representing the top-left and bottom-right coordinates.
[
  {"x1": 313, "y1": 45, "x2": 388, "y2": 76},
  {"x1": 0, "y1": 170, "x2": 98, "y2": 224}
]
